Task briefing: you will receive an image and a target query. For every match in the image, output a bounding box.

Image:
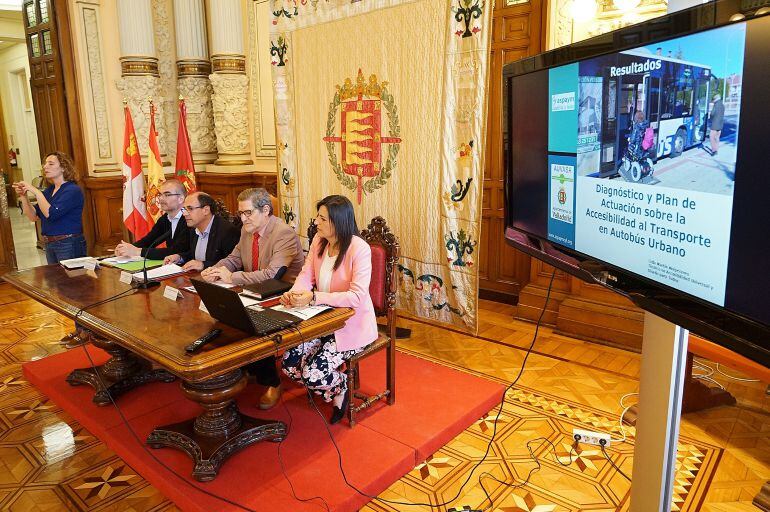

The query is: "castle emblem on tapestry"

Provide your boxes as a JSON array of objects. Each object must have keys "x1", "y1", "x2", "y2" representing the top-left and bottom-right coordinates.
[{"x1": 323, "y1": 69, "x2": 402, "y2": 204}]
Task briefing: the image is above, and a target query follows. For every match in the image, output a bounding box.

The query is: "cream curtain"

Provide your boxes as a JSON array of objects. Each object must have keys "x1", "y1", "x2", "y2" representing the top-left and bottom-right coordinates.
[{"x1": 271, "y1": 0, "x2": 492, "y2": 333}]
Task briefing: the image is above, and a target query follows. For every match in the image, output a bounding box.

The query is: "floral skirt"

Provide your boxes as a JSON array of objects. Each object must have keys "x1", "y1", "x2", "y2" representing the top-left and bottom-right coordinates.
[{"x1": 281, "y1": 334, "x2": 366, "y2": 402}]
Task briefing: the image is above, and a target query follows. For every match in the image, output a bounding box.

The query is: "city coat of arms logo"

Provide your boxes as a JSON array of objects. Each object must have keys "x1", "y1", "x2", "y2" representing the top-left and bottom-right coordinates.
[{"x1": 323, "y1": 69, "x2": 402, "y2": 204}]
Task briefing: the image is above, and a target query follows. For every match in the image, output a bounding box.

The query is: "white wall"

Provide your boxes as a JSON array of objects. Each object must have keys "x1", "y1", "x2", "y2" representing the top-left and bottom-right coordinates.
[{"x1": 0, "y1": 43, "x2": 41, "y2": 183}]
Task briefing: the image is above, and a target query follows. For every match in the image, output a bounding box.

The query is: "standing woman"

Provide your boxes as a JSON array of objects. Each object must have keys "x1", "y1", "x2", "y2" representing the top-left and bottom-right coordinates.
[
  {"x1": 280, "y1": 195, "x2": 377, "y2": 424},
  {"x1": 13, "y1": 152, "x2": 86, "y2": 264}
]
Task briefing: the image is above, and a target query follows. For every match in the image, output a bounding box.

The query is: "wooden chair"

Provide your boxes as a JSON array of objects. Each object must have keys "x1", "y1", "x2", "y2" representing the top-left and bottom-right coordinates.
[
  {"x1": 214, "y1": 198, "x2": 242, "y2": 229},
  {"x1": 345, "y1": 216, "x2": 399, "y2": 426}
]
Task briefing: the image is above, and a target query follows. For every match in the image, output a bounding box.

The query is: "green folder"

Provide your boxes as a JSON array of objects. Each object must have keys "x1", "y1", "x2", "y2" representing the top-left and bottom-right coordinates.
[{"x1": 107, "y1": 259, "x2": 164, "y2": 272}]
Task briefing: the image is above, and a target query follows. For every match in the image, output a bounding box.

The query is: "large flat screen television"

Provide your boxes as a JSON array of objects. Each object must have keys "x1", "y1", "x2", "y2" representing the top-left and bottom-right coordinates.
[{"x1": 503, "y1": 2, "x2": 770, "y2": 367}]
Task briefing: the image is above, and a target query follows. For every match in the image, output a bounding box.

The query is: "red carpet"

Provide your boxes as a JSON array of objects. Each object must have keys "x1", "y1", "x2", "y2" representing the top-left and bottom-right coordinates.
[{"x1": 24, "y1": 346, "x2": 503, "y2": 511}]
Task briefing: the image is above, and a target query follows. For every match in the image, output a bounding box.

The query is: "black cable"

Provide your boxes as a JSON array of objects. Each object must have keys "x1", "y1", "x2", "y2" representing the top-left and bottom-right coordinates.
[
  {"x1": 74, "y1": 286, "x2": 263, "y2": 512},
  {"x1": 274, "y1": 323, "x2": 331, "y2": 511},
  {"x1": 283, "y1": 268, "x2": 559, "y2": 510},
  {"x1": 600, "y1": 442, "x2": 632, "y2": 481},
  {"x1": 472, "y1": 269, "x2": 559, "y2": 511}
]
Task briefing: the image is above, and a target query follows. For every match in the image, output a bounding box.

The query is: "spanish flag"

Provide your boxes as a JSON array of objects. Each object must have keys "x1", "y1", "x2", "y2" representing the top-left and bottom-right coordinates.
[
  {"x1": 175, "y1": 98, "x2": 197, "y2": 192},
  {"x1": 121, "y1": 105, "x2": 150, "y2": 239},
  {"x1": 145, "y1": 102, "x2": 165, "y2": 224}
]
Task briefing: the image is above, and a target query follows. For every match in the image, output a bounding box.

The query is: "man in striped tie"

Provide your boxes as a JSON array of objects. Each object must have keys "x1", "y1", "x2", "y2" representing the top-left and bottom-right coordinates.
[{"x1": 201, "y1": 188, "x2": 303, "y2": 409}]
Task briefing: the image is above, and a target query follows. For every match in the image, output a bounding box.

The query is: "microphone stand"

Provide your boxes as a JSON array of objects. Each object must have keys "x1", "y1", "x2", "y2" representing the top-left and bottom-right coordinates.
[{"x1": 134, "y1": 230, "x2": 171, "y2": 289}]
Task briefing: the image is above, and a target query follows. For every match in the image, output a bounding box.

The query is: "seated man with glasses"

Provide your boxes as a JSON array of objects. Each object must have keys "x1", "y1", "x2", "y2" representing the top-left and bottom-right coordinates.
[
  {"x1": 115, "y1": 179, "x2": 190, "y2": 260},
  {"x1": 163, "y1": 191, "x2": 240, "y2": 271},
  {"x1": 200, "y1": 187, "x2": 303, "y2": 409}
]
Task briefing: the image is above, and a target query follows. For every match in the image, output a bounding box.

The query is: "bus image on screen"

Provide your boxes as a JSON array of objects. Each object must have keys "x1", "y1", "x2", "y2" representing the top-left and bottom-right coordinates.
[{"x1": 575, "y1": 24, "x2": 745, "y2": 196}]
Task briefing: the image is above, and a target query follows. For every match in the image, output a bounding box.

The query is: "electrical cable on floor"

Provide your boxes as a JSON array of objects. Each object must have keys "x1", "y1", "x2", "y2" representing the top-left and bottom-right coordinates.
[
  {"x1": 600, "y1": 441, "x2": 631, "y2": 481},
  {"x1": 716, "y1": 363, "x2": 759, "y2": 382},
  {"x1": 288, "y1": 269, "x2": 560, "y2": 511},
  {"x1": 276, "y1": 383, "x2": 331, "y2": 512},
  {"x1": 75, "y1": 290, "x2": 263, "y2": 512}
]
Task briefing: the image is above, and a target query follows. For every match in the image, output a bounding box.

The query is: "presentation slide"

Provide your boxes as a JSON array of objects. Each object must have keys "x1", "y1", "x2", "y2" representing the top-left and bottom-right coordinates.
[{"x1": 546, "y1": 23, "x2": 746, "y2": 306}]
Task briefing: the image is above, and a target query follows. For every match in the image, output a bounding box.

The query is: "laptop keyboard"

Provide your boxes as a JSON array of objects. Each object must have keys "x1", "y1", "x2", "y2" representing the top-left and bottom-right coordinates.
[{"x1": 245, "y1": 307, "x2": 300, "y2": 336}]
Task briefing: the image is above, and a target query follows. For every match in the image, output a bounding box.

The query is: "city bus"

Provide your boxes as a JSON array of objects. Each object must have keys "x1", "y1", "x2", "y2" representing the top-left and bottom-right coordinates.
[{"x1": 578, "y1": 49, "x2": 713, "y2": 178}]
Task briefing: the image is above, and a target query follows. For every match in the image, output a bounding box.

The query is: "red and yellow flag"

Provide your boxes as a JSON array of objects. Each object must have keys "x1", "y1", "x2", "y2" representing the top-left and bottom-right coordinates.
[
  {"x1": 145, "y1": 102, "x2": 165, "y2": 224},
  {"x1": 121, "y1": 105, "x2": 150, "y2": 239},
  {"x1": 175, "y1": 98, "x2": 197, "y2": 192}
]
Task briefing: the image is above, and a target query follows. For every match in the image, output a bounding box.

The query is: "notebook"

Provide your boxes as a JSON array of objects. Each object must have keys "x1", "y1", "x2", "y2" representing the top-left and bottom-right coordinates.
[{"x1": 241, "y1": 279, "x2": 293, "y2": 299}]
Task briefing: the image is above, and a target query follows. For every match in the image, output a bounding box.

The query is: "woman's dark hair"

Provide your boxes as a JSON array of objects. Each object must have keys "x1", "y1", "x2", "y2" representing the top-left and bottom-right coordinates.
[{"x1": 316, "y1": 194, "x2": 359, "y2": 270}]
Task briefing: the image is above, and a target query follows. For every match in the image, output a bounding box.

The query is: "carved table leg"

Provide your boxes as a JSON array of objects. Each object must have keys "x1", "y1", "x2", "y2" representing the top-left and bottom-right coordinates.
[
  {"x1": 60, "y1": 325, "x2": 88, "y2": 349},
  {"x1": 66, "y1": 330, "x2": 176, "y2": 405},
  {"x1": 146, "y1": 370, "x2": 286, "y2": 481},
  {"x1": 754, "y1": 481, "x2": 770, "y2": 511}
]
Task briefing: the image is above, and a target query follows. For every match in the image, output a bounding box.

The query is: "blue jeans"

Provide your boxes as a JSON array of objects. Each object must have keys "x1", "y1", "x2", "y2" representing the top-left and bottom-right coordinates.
[{"x1": 45, "y1": 235, "x2": 87, "y2": 264}]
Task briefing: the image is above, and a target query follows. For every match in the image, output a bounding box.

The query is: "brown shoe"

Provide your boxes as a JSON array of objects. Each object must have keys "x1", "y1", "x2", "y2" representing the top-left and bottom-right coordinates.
[{"x1": 259, "y1": 385, "x2": 282, "y2": 410}]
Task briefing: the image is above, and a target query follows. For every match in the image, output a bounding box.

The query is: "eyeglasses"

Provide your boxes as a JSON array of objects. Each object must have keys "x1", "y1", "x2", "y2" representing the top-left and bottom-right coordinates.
[
  {"x1": 238, "y1": 206, "x2": 268, "y2": 218},
  {"x1": 159, "y1": 192, "x2": 182, "y2": 198},
  {"x1": 181, "y1": 205, "x2": 205, "y2": 212}
]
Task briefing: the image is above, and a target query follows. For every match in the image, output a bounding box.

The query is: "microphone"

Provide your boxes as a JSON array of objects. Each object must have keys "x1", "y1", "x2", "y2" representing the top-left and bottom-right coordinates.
[
  {"x1": 274, "y1": 266, "x2": 288, "y2": 280},
  {"x1": 135, "y1": 229, "x2": 172, "y2": 289}
]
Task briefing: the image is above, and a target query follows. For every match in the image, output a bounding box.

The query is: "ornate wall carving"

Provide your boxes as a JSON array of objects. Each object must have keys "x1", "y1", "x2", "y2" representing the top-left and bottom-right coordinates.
[
  {"x1": 115, "y1": 75, "x2": 163, "y2": 156},
  {"x1": 152, "y1": 0, "x2": 176, "y2": 157},
  {"x1": 82, "y1": 8, "x2": 112, "y2": 161},
  {"x1": 248, "y1": 0, "x2": 276, "y2": 158},
  {"x1": 209, "y1": 73, "x2": 250, "y2": 156},
  {"x1": 178, "y1": 77, "x2": 217, "y2": 160},
  {"x1": 548, "y1": 0, "x2": 668, "y2": 49}
]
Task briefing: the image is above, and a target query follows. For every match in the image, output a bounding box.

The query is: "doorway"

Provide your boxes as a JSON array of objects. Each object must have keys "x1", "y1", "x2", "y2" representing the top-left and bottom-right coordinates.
[{"x1": 0, "y1": 4, "x2": 44, "y2": 269}]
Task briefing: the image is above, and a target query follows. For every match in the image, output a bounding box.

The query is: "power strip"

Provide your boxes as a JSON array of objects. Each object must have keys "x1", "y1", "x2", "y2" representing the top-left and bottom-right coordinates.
[{"x1": 573, "y1": 428, "x2": 611, "y2": 447}]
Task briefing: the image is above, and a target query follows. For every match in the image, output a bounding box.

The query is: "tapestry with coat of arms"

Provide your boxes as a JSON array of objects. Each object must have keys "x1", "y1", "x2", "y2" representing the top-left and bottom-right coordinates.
[{"x1": 270, "y1": 0, "x2": 492, "y2": 333}]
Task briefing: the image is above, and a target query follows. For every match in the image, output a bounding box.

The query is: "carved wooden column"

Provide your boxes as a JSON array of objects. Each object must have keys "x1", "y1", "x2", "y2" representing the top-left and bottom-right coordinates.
[
  {"x1": 146, "y1": 369, "x2": 286, "y2": 481},
  {"x1": 174, "y1": 0, "x2": 216, "y2": 164},
  {"x1": 66, "y1": 330, "x2": 175, "y2": 405},
  {"x1": 207, "y1": 0, "x2": 252, "y2": 166},
  {"x1": 115, "y1": 0, "x2": 164, "y2": 156}
]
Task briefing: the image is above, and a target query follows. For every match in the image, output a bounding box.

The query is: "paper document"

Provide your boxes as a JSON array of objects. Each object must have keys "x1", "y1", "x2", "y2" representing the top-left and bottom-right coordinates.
[
  {"x1": 60, "y1": 257, "x2": 98, "y2": 269},
  {"x1": 101, "y1": 255, "x2": 142, "y2": 264},
  {"x1": 272, "y1": 304, "x2": 331, "y2": 321},
  {"x1": 132, "y1": 263, "x2": 185, "y2": 281},
  {"x1": 240, "y1": 296, "x2": 262, "y2": 308}
]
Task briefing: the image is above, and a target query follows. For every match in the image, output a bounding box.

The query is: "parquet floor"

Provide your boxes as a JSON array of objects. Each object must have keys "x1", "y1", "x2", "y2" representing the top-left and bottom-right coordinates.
[{"x1": 0, "y1": 283, "x2": 767, "y2": 511}]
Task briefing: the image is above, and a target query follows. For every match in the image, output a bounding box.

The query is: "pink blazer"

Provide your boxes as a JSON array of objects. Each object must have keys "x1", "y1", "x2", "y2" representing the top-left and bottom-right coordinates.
[{"x1": 290, "y1": 236, "x2": 378, "y2": 352}]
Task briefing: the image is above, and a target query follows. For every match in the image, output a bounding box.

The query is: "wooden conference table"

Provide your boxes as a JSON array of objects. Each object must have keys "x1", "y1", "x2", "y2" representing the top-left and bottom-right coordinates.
[{"x1": 2, "y1": 264, "x2": 353, "y2": 481}]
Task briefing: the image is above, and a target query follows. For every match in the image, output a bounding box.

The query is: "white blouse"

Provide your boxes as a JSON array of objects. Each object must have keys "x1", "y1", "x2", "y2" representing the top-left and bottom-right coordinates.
[{"x1": 317, "y1": 249, "x2": 338, "y2": 293}]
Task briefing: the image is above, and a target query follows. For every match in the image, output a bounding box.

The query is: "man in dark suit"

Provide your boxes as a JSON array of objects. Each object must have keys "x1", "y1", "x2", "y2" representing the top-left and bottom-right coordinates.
[
  {"x1": 115, "y1": 178, "x2": 190, "y2": 259},
  {"x1": 164, "y1": 192, "x2": 239, "y2": 271}
]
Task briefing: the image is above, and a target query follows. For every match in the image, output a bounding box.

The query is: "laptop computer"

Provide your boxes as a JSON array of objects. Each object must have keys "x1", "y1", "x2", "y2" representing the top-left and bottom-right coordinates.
[{"x1": 191, "y1": 278, "x2": 301, "y2": 336}]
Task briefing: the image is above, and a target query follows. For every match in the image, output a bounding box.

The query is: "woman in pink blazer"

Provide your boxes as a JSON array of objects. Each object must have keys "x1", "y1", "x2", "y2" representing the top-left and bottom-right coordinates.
[{"x1": 280, "y1": 195, "x2": 377, "y2": 423}]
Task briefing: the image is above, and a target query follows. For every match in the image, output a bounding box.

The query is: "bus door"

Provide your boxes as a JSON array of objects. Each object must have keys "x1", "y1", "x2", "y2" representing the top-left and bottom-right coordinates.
[
  {"x1": 615, "y1": 75, "x2": 646, "y2": 164},
  {"x1": 693, "y1": 77, "x2": 709, "y2": 143}
]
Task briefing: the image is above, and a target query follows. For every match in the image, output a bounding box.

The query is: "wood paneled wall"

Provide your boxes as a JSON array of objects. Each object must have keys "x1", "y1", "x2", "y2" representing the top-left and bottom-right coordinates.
[
  {"x1": 196, "y1": 172, "x2": 277, "y2": 214},
  {"x1": 516, "y1": 264, "x2": 645, "y2": 351},
  {"x1": 479, "y1": 0, "x2": 544, "y2": 304}
]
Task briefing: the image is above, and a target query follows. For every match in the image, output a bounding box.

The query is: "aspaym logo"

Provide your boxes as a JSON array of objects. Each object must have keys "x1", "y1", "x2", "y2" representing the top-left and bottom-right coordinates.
[{"x1": 551, "y1": 92, "x2": 575, "y2": 112}]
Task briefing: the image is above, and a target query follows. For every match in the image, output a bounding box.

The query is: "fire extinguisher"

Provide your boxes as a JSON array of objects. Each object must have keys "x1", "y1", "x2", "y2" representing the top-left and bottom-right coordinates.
[{"x1": 8, "y1": 148, "x2": 16, "y2": 167}]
